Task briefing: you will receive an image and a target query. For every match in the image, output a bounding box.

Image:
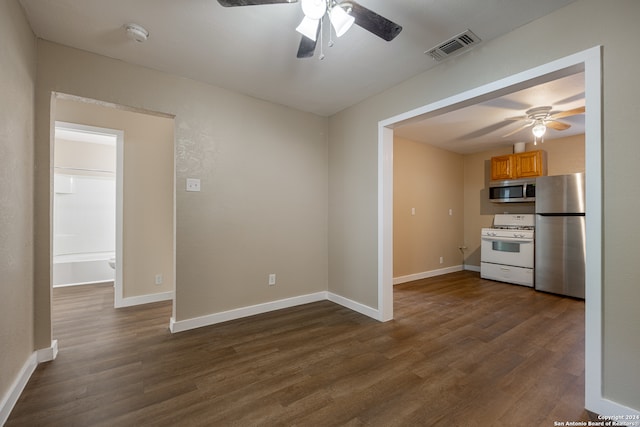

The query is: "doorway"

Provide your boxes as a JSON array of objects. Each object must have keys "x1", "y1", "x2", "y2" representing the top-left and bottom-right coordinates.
[
  {"x1": 51, "y1": 93, "x2": 176, "y2": 311},
  {"x1": 378, "y1": 47, "x2": 602, "y2": 411},
  {"x1": 53, "y1": 122, "x2": 122, "y2": 294}
]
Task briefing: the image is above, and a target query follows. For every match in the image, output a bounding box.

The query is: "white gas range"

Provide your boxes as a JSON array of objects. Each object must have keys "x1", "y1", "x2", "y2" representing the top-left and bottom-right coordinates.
[{"x1": 480, "y1": 214, "x2": 535, "y2": 287}]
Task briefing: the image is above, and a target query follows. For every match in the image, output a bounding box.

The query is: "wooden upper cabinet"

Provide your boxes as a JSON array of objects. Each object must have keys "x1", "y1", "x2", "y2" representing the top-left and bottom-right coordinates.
[
  {"x1": 516, "y1": 150, "x2": 547, "y2": 178},
  {"x1": 491, "y1": 150, "x2": 547, "y2": 180},
  {"x1": 490, "y1": 154, "x2": 515, "y2": 180}
]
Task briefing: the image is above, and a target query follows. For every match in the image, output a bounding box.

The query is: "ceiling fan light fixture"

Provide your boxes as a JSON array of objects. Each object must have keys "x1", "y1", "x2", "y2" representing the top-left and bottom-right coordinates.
[
  {"x1": 296, "y1": 16, "x2": 320, "y2": 41},
  {"x1": 330, "y1": 4, "x2": 354, "y2": 37},
  {"x1": 300, "y1": 0, "x2": 326, "y2": 19},
  {"x1": 532, "y1": 122, "x2": 547, "y2": 138}
]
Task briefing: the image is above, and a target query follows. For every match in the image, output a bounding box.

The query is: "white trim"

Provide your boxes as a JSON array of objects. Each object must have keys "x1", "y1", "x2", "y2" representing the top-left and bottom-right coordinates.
[
  {"x1": 327, "y1": 292, "x2": 380, "y2": 319},
  {"x1": 591, "y1": 399, "x2": 640, "y2": 420},
  {"x1": 115, "y1": 127, "x2": 124, "y2": 309},
  {"x1": 0, "y1": 340, "x2": 57, "y2": 425},
  {"x1": 378, "y1": 46, "x2": 605, "y2": 414},
  {"x1": 115, "y1": 291, "x2": 174, "y2": 308},
  {"x1": 393, "y1": 265, "x2": 463, "y2": 285},
  {"x1": 53, "y1": 121, "x2": 124, "y2": 310},
  {"x1": 0, "y1": 354, "x2": 37, "y2": 425},
  {"x1": 169, "y1": 291, "x2": 381, "y2": 333},
  {"x1": 53, "y1": 280, "x2": 114, "y2": 288},
  {"x1": 36, "y1": 340, "x2": 59, "y2": 363},
  {"x1": 464, "y1": 264, "x2": 481, "y2": 273},
  {"x1": 169, "y1": 292, "x2": 328, "y2": 333},
  {"x1": 378, "y1": 125, "x2": 394, "y2": 322}
]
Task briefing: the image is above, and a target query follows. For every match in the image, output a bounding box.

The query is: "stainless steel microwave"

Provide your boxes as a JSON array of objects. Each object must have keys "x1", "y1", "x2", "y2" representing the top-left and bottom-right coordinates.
[{"x1": 489, "y1": 178, "x2": 536, "y2": 203}]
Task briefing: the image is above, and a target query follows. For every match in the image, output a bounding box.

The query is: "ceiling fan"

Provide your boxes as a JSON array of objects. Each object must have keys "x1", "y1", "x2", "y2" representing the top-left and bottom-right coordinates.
[
  {"x1": 503, "y1": 105, "x2": 585, "y2": 142},
  {"x1": 217, "y1": 0, "x2": 402, "y2": 59}
]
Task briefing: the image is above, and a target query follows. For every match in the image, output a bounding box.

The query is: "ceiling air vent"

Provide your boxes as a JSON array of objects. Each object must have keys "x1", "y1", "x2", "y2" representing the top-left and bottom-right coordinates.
[{"x1": 425, "y1": 30, "x2": 481, "y2": 61}]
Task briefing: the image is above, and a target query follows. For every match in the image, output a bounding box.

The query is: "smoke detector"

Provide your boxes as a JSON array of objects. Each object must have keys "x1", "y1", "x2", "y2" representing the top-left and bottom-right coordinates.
[{"x1": 124, "y1": 23, "x2": 149, "y2": 43}]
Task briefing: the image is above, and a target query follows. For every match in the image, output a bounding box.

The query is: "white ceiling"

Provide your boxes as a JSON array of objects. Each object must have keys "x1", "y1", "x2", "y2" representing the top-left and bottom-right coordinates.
[
  {"x1": 19, "y1": 0, "x2": 577, "y2": 118},
  {"x1": 395, "y1": 72, "x2": 585, "y2": 154}
]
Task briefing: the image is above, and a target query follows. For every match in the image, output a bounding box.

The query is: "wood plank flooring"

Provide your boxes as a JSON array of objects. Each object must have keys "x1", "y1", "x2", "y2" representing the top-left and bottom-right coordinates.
[{"x1": 7, "y1": 271, "x2": 589, "y2": 426}]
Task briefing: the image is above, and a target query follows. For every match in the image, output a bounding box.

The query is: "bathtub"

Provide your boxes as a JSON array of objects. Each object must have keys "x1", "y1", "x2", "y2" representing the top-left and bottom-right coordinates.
[{"x1": 53, "y1": 252, "x2": 115, "y2": 287}]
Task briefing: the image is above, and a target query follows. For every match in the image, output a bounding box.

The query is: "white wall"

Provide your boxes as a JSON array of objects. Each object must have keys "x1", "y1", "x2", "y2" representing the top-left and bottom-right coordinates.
[{"x1": 53, "y1": 137, "x2": 117, "y2": 258}]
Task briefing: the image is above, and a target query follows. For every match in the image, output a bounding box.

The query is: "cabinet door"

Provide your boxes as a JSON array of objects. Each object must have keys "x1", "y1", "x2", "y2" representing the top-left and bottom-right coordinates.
[
  {"x1": 516, "y1": 151, "x2": 546, "y2": 177},
  {"x1": 491, "y1": 155, "x2": 515, "y2": 180}
]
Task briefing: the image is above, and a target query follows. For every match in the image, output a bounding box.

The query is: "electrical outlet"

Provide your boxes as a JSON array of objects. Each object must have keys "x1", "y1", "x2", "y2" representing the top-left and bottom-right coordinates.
[
  {"x1": 155, "y1": 274, "x2": 163, "y2": 285},
  {"x1": 186, "y1": 178, "x2": 201, "y2": 192},
  {"x1": 268, "y1": 274, "x2": 276, "y2": 286},
  {"x1": 439, "y1": 256, "x2": 444, "y2": 264}
]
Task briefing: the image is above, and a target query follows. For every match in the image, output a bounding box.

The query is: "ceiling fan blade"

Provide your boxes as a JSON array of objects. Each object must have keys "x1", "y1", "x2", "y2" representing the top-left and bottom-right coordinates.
[
  {"x1": 546, "y1": 120, "x2": 571, "y2": 131},
  {"x1": 502, "y1": 123, "x2": 532, "y2": 138},
  {"x1": 296, "y1": 35, "x2": 317, "y2": 58},
  {"x1": 217, "y1": 0, "x2": 297, "y2": 6},
  {"x1": 348, "y1": 1, "x2": 402, "y2": 41},
  {"x1": 548, "y1": 106, "x2": 585, "y2": 120}
]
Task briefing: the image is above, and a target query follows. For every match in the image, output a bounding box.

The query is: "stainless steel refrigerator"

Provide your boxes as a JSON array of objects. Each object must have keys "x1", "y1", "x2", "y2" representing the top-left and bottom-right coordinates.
[{"x1": 535, "y1": 173, "x2": 586, "y2": 299}]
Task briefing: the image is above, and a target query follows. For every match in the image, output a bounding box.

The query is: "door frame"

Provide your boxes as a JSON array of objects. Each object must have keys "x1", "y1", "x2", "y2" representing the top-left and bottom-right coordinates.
[
  {"x1": 53, "y1": 120, "x2": 124, "y2": 306},
  {"x1": 378, "y1": 46, "x2": 612, "y2": 414}
]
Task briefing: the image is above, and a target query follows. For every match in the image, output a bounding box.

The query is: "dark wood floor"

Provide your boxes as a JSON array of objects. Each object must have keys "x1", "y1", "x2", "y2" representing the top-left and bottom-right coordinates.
[{"x1": 7, "y1": 271, "x2": 588, "y2": 426}]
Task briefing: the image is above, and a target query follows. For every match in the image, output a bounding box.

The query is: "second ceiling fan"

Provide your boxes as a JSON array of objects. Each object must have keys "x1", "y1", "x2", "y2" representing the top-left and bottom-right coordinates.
[
  {"x1": 217, "y1": 0, "x2": 402, "y2": 59},
  {"x1": 503, "y1": 105, "x2": 585, "y2": 143}
]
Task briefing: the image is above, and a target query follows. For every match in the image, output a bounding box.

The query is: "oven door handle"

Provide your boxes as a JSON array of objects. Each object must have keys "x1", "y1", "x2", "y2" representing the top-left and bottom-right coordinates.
[{"x1": 482, "y1": 236, "x2": 533, "y2": 244}]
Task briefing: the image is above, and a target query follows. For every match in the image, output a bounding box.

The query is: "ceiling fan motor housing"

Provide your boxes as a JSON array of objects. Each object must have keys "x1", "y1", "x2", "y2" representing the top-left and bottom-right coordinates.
[{"x1": 526, "y1": 106, "x2": 553, "y2": 121}]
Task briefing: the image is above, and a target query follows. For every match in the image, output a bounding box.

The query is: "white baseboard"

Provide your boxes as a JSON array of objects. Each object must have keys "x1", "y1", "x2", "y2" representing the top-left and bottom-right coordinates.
[
  {"x1": 393, "y1": 265, "x2": 463, "y2": 285},
  {"x1": 115, "y1": 291, "x2": 173, "y2": 308},
  {"x1": 1, "y1": 340, "x2": 58, "y2": 425},
  {"x1": 464, "y1": 264, "x2": 481, "y2": 273},
  {"x1": 169, "y1": 291, "x2": 381, "y2": 333},
  {"x1": 588, "y1": 397, "x2": 640, "y2": 421},
  {"x1": 170, "y1": 292, "x2": 327, "y2": 333},
  {"x1": 0, "y1": 353, "x2": 36, "y2": 426},
  {"x1": 327, "y1": 292, "x2": 379, "y2": 319},
  {"x1": 36, "y1": 340, "x2": 58, "y2": 363}
]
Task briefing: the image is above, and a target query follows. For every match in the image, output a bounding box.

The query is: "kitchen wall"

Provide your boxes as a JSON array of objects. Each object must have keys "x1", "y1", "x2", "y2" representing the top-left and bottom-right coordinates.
[
  {"x1": 462, "y1": 134, "x2": 585, "y2": 267},
  {"x1": 329, "y1": 0, "x2": 639, "y2": 412},
  {"x1": 395, "y1": 134, "x2": 584, "y2": 275},
  {"x1": 537, "y1": 134, "x2": 585, "y2": 175},
  {"x1": 55, "y1": 98, "x2": 175, "y2": 299},
  {"x1": 0, "y1": 0, "x2": 36, "y2": 420},
  {"x1": 393, "y1": 137, "x2": 464, "y2": 280}
]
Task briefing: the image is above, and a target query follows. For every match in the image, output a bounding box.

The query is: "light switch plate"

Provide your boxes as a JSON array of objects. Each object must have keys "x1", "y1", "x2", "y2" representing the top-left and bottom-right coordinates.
[{"x1": 186, "y1": 178, "x2": 201, "y2": 192}]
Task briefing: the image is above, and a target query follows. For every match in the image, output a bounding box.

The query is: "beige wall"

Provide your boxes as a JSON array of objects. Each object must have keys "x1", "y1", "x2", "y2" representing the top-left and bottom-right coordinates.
[
  {"x1": 4, "y1": 0, "x2": 638, "y2": 417},
  {"x1": 536, "y1": 134, "x2": 585, "y2": 175},
  {"x1": 33, "y1": 40, "x2": 329, "y2": 344},
  {"x1": 393, "y1": 137, "x2": 464, "y2": 278},
  {"x1": 55, "y1": 99, "x2": 175, "y2": 298},
  {"x1": 396, "y1": 135, "x2": 585, "y2": 272},
  {"x1": 0, "y1": 0, "x2": 36, "y2": 412},
  {"x1": 329, "y1": 0, "x2": 639, "y2": 410}
]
